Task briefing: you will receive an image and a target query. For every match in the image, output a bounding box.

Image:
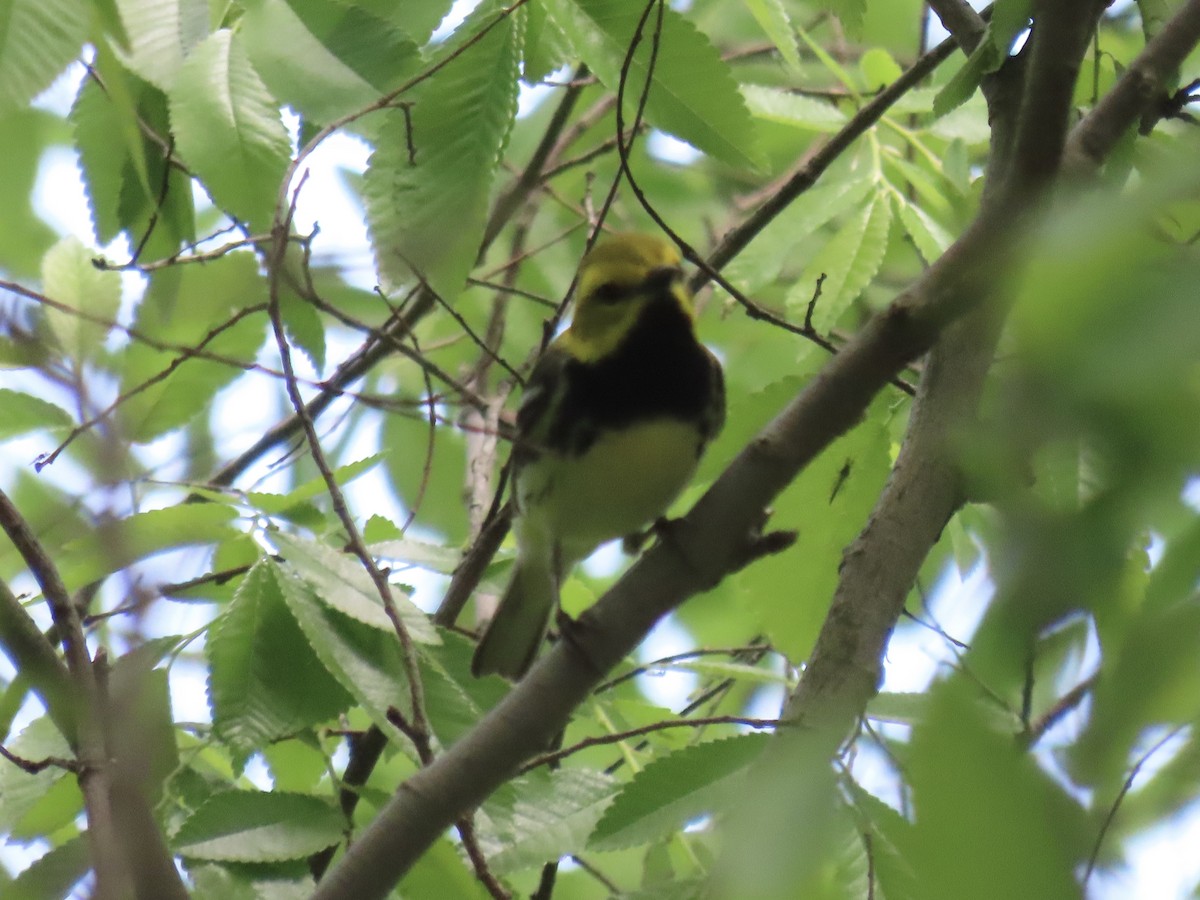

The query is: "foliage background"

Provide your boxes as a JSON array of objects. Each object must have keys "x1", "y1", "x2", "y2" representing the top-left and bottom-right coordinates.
[{"x1": 0, "y1": 0, "x2": 1199, "y2": 897}]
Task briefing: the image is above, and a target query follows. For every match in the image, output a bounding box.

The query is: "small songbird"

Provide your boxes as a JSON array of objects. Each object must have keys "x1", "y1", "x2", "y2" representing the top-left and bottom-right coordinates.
[{"x1": 471, "y1": 233, "x2": 725, "y2": 679}]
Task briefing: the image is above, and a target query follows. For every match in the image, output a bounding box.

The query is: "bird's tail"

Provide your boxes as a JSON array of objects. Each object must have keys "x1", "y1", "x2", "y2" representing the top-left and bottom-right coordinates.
[{"x1": 471, "y1": 553, "x2": 558, "y2": 680}]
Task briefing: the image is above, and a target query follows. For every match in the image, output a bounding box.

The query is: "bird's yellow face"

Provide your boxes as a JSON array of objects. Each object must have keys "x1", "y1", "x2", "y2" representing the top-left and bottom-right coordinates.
[{"x1": 561, "y1": 233, "x2": 695, "y2": 363}]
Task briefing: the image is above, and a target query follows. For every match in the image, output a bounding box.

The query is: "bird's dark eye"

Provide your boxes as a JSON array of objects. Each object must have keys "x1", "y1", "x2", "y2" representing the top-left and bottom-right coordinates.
[{"x1": 591, "y1": 282, "x2": 628, "y2": 304}]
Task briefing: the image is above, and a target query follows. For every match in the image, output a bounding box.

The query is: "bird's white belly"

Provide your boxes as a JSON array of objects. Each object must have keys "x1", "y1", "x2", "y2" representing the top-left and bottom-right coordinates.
[{"x1": 514, "y1": 419, "x2": 701, "y2": 559}]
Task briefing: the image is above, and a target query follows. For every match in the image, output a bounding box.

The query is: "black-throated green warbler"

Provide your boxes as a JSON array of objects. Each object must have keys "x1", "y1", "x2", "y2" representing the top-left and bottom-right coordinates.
[{"x1": 471, "y1": 233, "x2": 726, "y2": 679}]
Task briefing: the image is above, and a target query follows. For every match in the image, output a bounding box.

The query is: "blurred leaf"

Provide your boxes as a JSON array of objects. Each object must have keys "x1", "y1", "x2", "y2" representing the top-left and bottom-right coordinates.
[
  {"x1": 0, "y1": 0, "x2": 85, "y2": 113},
  {"x1": 743, "y1": 0, "x2": 800, "y2": 70},
  {"x1": 57, "y1": 504, "x2": 238, "y2": 591},
  {"x1": 0, "y1": 390, "x2": 71, "y2": 439},
  {"x1": 907, "y1": 679, "x2": 1086, "y2": 899},
  {"x1": 118, "y1": 255, "x2": 267, "y2": 441},
  {"x1": 741, "y1": 84, "x2": 846, "y2": 132},
  {"x1": 40, "y1": 236, "x2": 122, "y2": 363},
  {"x1": 0, "y1": 109, "x2": 58, "y2": 276},
  {"x1": 2, "y1": 835, "x2": 90, "y2": 900}
]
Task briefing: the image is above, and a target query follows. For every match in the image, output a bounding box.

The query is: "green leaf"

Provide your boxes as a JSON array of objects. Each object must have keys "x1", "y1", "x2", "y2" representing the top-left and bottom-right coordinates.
[
  {"x1": 271, "y1": 531, "x2": 439, "y2": 643},
  {"x1": 813, "y1": 0, "x2": 865, "y2": 37},
  {"x1": 860, "y1": 47, "x2": 902, "y2": 91},
  {"x1": 548, "y1": 0, "x2": 762, "y2": 169},
  {"x1": 168, "y1": 29, "x2": 292, "y2": 231},
  {"x1": 58, "y1": 504, "x2": 238, "y2": 591},
  {"x1": 241, "y1": 0, "x2": 419, "y2": 126},
  {"x1": 272, "y1": 562, "x2": 414, "y2": 740},
  {"x1": 743, "y1": 0, "x2": 800, "y2": 70},
  {"x1": 245, "y1": 454, "x2": 383, "y2": 514},
  {"x1": 933, "y1": 42, "x2": 999, "y2": 117},
  {"x1": 174, "y1": 791, "x2": 344, "y2": 862},
  {"x1": 362, "y1": 7, "x2": 520, "y2": 294},
  {"x1": 368, "y1": 538, "x2": 466, "y2": 575},
  {"x1": 207, "y1": 560, "x2": 351, "y2": 753},
  {"x1": 2, "y1": 835, "x2": 90, "y2": 900},
  {"x1": 40, "y1": 236, "x2": 123, "y2": 363},
  {"x1": 74, "y1": 44, "x2": 198, "y2": 256},
  {"x1": 189, "y1": 863, "x2": 315, "y2": 900},
  {"x1": 0, "y1": 0, "x2": 85, "y2": 113},
  {"x1": 113, "y1": 0, "x2": 209, "y2": 89},
  {"x1": 479, "y1": 768, "x2": 619, "y2": 873},
  {"x1": 0, "y1": 390, "x2": 71, "y2": 439},
  {"x1": 0, "y1": 109, "x2": 58, "y2": 276},
  {"x1": 591, "y1": 734, "x2": 770, "y2": 850},
  {"x1": 791, "y1": 191, "x2": 893, "y2": 331},
  {"x1": 734, "y1": 389, "x2": 893, "y2": 657},
  {"x1": 908, "y1": 680, "x2": 1085, "y2": 898},
  {"x1": 0, "y1": 716, "x2": 73, "y2": 836},
  {"x1": 741, "y1": 84, "x2": 847, "y2": 132},
  {"x1": 523, "y1": 0, "x2": 570, "y2": 84},
  {"x1": 895, "y1": 196, "x2": 953, "y2": 264},
  {"x1": 118, "y1": 254, "x2": 267, "y2": 441}
]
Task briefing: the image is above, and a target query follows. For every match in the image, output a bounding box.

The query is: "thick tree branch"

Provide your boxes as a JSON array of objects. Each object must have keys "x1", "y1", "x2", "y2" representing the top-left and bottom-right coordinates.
[{"x1": 0, "y1": 491, "x2": 132, "y2": 897}]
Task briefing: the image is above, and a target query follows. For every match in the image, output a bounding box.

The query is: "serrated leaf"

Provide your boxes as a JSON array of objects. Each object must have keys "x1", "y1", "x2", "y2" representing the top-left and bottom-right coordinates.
[
  {"x1": 363, "y1": 9, "x2": 520, "y2": 295},
  {"x1": 241, "y1": 0, "x2": 419, "y2": 126},
  {"x1": 990, "y1": 0, "x2": 1033, "y2": 55},
  {"x1": 113, "y1": 0, "x2": 208, "y2": 89},
  {"x1": 0, "y1": 0, "x2": 85, "y2": 114},
  {"x1": 174, "y1": 791, "x2": 344, "y2": 862},
  {"x1": 723, "y1": 174, "x2": 874, "y2": 294},
  {"x1": 895, "y1": 197, "x2": 953, "y2": 264},
  {"x1": 792, "y1": 192, "x2": 892, "y2": 331},
  {"x1": 741, "y1": 84, "x2": 846, "y2": 132},
  {"x1": 272, "y1": 563, "x2": 414, "y2": 739},
  {"x1": 168, "y1": 30, "x2": 291, "y2": 231},
  {"x1": 189, "y1": 863, "x2": 315, "y2": 900},
  {"x1": 548, "y1": 0, "x2": 761, "y2": 169},
  {"x1": 207, "y1": 560, "x2": 351, "y2": 753},
  {"x1": 591, "y1": 734, "x2": 770, "y2": 850},
  {"x1": 40, "y1": 236, "x2": 122, "y2": 362},
  {"x1": 58, "y1": 504, "x2": 238, "y2": 591},
  {"x1": 743, "y1": 0, "x2": 799, "y2": 70},
  {"x1": 478, "y1": 768, "x2": 619, "y2": 873},
  {"x1": 2, "y1": 835, "x2": 90, "y2": 900},
  {"x1": 118, "y1": 254, "x2": 267, "y2": 441},
  {"x1": 74, "y1": 44, "x2": 198, "y2": 255},
  {"x1": 0, "y1": 390, "x2": 71, "y2": 438},
  {"x1": 271, "y1": 531, "x2": 439, "y2": 643},
  {"x1": 523, "y1": 0, "x2": 570, "y2": 84}
]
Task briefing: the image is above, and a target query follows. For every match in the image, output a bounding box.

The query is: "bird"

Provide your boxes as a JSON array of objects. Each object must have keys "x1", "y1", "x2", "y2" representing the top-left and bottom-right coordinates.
[{"x1": 471, "y1": 233, "x2": 725, "y2": 679}]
